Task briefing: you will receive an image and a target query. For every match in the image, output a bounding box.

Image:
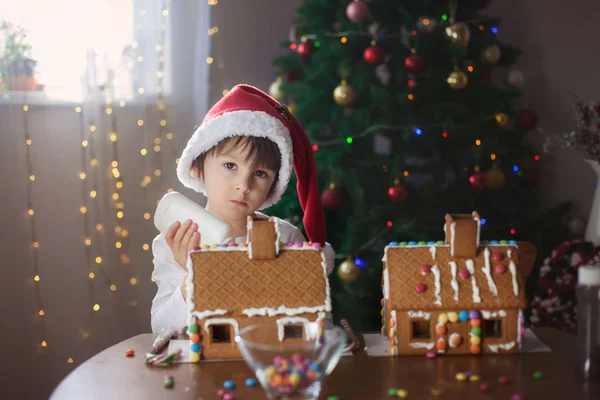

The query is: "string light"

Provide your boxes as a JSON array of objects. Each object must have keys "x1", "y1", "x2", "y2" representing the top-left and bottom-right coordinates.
[
  {"x1": 491, "y1": 153, "x2": 497, "y2": 160},
  {"x1": 23, "y1": 103, "x2": 48, "y2": 352}
]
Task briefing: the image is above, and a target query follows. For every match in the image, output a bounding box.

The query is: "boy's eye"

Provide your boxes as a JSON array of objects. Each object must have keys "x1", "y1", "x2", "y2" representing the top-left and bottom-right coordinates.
[
  {"x1": 224, "y1": 162, "x2": 236, "y2": 170},
  {"x1": 255, "y1": 170, "x2": 268, "y2": 178}
]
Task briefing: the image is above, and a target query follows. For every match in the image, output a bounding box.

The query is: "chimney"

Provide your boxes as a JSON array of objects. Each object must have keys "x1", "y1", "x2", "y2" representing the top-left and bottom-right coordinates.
[
  {"x1": 247, "y1": 216, "x2": 278, "y2": 260},
  {"x1": 444, "y1": 212, "x2": 481, "y2": 258}
]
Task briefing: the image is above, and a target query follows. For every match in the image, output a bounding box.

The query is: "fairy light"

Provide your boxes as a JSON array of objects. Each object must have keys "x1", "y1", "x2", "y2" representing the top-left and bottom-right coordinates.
[
  {"x1": 23, "y1": 104, "x2": 48, "y2": 352},
  {"x1": 491, "y1": 153, "x2": 497, "y2": 160},
  {"x1": 475, "y1": 139, "x2": 481, "y2": 146}
]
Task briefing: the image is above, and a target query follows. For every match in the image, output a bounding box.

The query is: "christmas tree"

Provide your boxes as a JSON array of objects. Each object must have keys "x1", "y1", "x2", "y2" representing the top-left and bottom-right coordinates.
[{"x1": 266, "y1": 0, "x2": 570, "y2": 330}]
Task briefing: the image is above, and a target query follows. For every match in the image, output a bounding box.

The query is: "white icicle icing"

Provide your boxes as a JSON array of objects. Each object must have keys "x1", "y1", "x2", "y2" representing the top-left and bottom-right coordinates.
[
  {"x1": 193, "y1": 309, "x2": 228, "y2": 320},
  {"x1": 466, "y1": 259, "x2": 481, "y2": 303},
  {"x1": 449, "y1": 261, "x2": 459, "y2": 302},
  {"x1": 276, "y1": 317, "x2": 310, "y2": 341},
  {"x1": 450, "y1": 222, "x2": 456, "y2": 256},
  {"x1": 408, "y1": 311, "x2": 431, "y2": 320},
  {"x1": 391, "y1": 310, "x2": 398, "y2": 355},
  {"x1": 409, "y1": 342, "x2": 435, "y2": 349},
  {"x1": 473, "y1": 212, "x2": 481, "y2": 247},
  {"x1": 429, "y1": 245, "x2": 436, "y2": 260},
  {"x1": 518, "y1": 309, "x2": 523, "y2": 352},
  {"x1": 383, "y1": 268, "x2": 390, "y2": 300},
  {"x1": 482, "y1": 247, "x2": 498, "y2": 296},
  {"x1": 507, "y1": 249, "x2": 512, "y2": 259},
  {"x1": 487, "y1": 341, "x2": 516, "y2": 353},
  {"x1": 431, "y1": 265, "x2": 442, "y2": 306},
  {"x1": 481, "y1": 310, "x2": 506, "y2": 319},
  {"x1": 509, "y1": 260, "x2": 519, "y2": 296},
  {"x1": 204, "y1": 318, "x2": 239, "y2": 335}
]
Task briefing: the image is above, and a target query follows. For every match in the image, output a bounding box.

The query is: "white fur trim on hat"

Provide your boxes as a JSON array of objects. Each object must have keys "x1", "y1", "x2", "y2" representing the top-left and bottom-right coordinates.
[{"x1": 177, "y1": 110, "x2": 293, "y2": 209}]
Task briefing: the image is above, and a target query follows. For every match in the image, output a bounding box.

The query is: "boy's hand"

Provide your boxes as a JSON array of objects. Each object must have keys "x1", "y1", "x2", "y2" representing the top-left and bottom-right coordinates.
[{"x1": 165, "y1": 219, "x2": 201, "y2": 269}]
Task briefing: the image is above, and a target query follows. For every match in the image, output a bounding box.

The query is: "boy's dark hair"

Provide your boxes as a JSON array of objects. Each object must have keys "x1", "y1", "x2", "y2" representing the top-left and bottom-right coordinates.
[{"x1": 192, "y1": 136, "x2": 282, "y2": 195}]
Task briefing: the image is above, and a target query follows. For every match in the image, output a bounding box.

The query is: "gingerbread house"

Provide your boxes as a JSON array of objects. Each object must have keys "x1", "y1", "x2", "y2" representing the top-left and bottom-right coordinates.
[
  {"x1": 381, "y1": 212, "x2": 537, "y2": 356},
  {"x1": 185, "y1": 216, "x2": 331, "y2": 361}
]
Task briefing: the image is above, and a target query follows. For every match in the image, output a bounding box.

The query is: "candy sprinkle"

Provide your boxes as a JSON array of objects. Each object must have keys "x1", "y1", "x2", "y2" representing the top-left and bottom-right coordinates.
[
  {"x1": 397, "y1": 389, "x2": 408, "y2": 398},
  {"x1": 455, "y1": 372, "x2": 467, "y2": 381},
  {"x1": 245, "y1": 377, "x2": 257, "y2": 387},
  {"x1": 224, "y1": 380, "x2": 236, "y2": 389},
  {"x1": 533, "y1": 371, "x2": 544, "y2": 379},
  {"x1": 125, "y1": 349, "x2": 135, "y2": 357}
]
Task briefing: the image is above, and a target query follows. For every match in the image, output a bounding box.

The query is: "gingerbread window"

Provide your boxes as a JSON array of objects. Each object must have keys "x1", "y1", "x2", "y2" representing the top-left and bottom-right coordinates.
[
  {"x1": 210, "y1": 324, "x2": 232, "y2": 343},
  {"x1": 482, "y1": 319, "x2": 503, "y2": 338},
  {"x1": 411, "y1": 320, "x2": 430, "y2": 339},
  {"x1": 283, "y1": 324, "x2": 304, "y2": 340}
]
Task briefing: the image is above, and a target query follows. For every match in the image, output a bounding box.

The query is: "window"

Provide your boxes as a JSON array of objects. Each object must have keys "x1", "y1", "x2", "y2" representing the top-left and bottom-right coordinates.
[
  {"x1": 210, "y1": 324, "x2": 232, "y2": 343},
  {"x1": 283, "y1": 325, "x2": 304, "y2": 340},
  {"x1": 412, "y1": 321, "x2": 430, "y2": 339},
  {"x1": 483, "y1": 320, "x2": 503, "y2": 338},
  {"x1": 1, "y1": 0, "x2": 170, "y2": 102}
]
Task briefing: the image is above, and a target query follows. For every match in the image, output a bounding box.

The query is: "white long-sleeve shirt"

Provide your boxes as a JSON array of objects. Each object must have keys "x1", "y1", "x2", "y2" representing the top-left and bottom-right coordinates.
[{"x1": 150, "y1": 214, "x2": 335, "y2": 333}]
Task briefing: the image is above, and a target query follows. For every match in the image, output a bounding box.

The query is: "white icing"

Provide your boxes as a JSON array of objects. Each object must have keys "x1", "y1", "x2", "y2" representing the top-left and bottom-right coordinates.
[
  {"x1": 242, "y1": 250, "x2": 331, "y2": 317},
  {"x1": 273, "y1": 217, "x2": 281, "y2": 256},
  {"x1": 482, "y1": 247, "x2": 498, "y2": 296},
  {"x1": 391, "y1": 310, "x2": 398, "y2": 355},
  {"x1": 487, "y1": 341, "x2": 515, "y2": 353},
  {"x1": 507, "y1": 249, "x2": 512, "y2": 259},
  {"x1": 409, "y1": 342, "x2": 435, "y2": 349},
  {"x1": 408, "y1": 311, "x2": 431, "y2": 320},
  {"x1": 383, "y1": 268, "x2": 389, "y2": 300},
  {"x1": 437, "y1": 336, "x2": 446, "y2": 354},
  {"x1": 472, "y1": 212, "x2": 481, "y2": 247},
  {"x1": 450, "y1": 222, "x2": 456, "y2": 256},
  {"x1": 431, "y1": 265, "x2": 442, "y2": 306},
  {"x1": 509, "y1": 260, "x2": 519, "y2": 296},
  {"x1": 247, "y1": 216, "x2": 253, "y2": 260},
  {"x1": 193, "y1": 309, "x2": 228, "y2": 320},
  {"x1": 449, "y1": 333, "x2": 461, "y2": 348},
  {"x1": 466, "y1": 259, "x2": 481, "y2": 303},
  {"x1": 481, "y1": 310, "x2": 507, "y2": 319},
  {"x1": 518, "y1": 309, "x2": 523, "y2": 352},
  {"x1": 276, "y1": 317, "x2": 311, "y2": 341},
  {"x1": 449, "y1": 261, "x2": 459, "y2": 302},
  {"x1": 429, "y1": 245, "x2": 436, "y2": 260},
  {"x1": 204, "y1": 318, "x2": 239, "y2": 336}
]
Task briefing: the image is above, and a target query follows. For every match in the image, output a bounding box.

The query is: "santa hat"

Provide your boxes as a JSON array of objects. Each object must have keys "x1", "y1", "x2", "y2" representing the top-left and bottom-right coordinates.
[{"x1": 177, "y1": 84, "x2": 326, "y2": 244}]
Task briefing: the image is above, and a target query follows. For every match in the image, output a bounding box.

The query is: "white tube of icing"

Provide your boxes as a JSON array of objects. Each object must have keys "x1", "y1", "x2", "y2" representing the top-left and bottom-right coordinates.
[{"x1": 154, "y1": 191, "x2": 231, "y2": 244}]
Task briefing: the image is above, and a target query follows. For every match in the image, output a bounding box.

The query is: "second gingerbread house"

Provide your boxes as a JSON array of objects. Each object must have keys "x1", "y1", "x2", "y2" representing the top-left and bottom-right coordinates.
[{"x1": 382, "y1": 212, "x2": 536, "y2": 356}]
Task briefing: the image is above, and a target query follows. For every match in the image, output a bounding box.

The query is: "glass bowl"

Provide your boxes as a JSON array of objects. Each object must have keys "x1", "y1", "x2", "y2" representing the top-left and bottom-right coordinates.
[{"x1": 235, "y1": 320, "x2": 347, "y2": 399}]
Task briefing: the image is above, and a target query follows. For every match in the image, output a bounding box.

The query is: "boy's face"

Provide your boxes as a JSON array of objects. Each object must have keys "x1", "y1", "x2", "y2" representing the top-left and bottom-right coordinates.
[{"x1": 201, "y1": 141, "x2": 277, "y2": 221}]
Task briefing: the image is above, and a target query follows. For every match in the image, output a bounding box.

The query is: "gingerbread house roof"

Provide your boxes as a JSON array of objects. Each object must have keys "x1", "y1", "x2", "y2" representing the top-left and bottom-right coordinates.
[
  {"x1": 383, "y1": 243, "x2": 528, "y2": 311},
  {"x1": 187, "y1": 219, "x2": 330, "y2": 320}
]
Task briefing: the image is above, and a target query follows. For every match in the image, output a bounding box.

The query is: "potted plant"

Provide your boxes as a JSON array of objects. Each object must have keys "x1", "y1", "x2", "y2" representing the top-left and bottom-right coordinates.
[{"x1": 0, "y1": 20, "x2": 38, "y2": 91}]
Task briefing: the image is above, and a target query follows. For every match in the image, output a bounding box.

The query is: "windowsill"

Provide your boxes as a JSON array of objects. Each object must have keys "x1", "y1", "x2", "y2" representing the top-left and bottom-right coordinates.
[{"x1": 0, "y1": 91, "x2": 174, "y2": 107}]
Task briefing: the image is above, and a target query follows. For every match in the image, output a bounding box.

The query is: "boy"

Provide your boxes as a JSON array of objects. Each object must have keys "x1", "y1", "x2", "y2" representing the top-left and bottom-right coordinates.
[{"x1": 151, "y1": 84, "x2": 334, "y2": 333}]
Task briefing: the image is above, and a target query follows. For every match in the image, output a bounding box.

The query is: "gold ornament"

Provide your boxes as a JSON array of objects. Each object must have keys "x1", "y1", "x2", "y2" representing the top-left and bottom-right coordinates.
[
  {"x1": 333, "y1": 80, "x2": 356, "y2": 106},
  {"x1": 481, "y1": 45, "x2": 501, "y2": 64},
  {"x1": 486, "y1": 166, "x2": 506, "y2": 190},
  {"x1": 445, "y1": 22, "x2": 471, "y2": 47},
  {"x1": 268, "y1": 77, "x2": 286, "y2": 101},
  {"x1": 494, "y1": 112, "x2": 509, "y2": 126},
  {"x1": 338, "y1": 257, "x2": 360, "y2": 282},
  {"x1": 447, "y1": 69, "x2": 468, "y2": 89}
]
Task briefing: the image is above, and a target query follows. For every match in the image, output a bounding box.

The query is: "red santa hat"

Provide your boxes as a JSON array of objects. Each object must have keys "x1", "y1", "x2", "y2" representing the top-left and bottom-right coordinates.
[{"x1": 177, "y1": 84, "x2": 326, "y2": 244}]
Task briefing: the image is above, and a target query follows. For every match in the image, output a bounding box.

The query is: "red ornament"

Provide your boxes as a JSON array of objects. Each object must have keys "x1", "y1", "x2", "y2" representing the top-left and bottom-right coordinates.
[
  {"x1": 388, "y1": 184, "x2": 408, "y2": 203},
  {"x1": 346, "y1": 0, "x2": 369, "y2": 23},
  {"x1": 469, "y1": 172, "x2": 487, "y2": 191},
  {"x1": 517, "y1": 108, "x2": 538, "y2": 130},
  {"x1": 404, "y1": 54, "x2": 424, "y2": 74},
  {"x1": 321, "y1": 186, "x2": 343, "y2": 210},
  {"x1": 297, "y1": 42, "x2": 314, "y2": 60},
  {"x1": 364, "y1": 46, "x2": 385, "y2": 65}
]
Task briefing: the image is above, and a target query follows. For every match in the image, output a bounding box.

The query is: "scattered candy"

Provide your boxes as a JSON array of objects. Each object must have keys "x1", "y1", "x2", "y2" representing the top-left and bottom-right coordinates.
[
  {"x1": 497, "y1": 376, "x2": 509, "y2": 385},
  {"x1": 455, "y1": 372, "x2": 467, "y2": 381},
  {"x1": 223, "y1": 393, "x2": 236, "y2": 400},
  {"x1": 469, "y1": 374, "x2": 480, "y2": 382},
  {"x1": 511, "y1": 393, "x2": 524, "y2": 400},
  {"x1": 217, "y1": 389, "x2": 225, "y2": 397},
  {"x1": 430, "y1": 388, "x2": 444, "y2": 396},
  {"x1": 163, "y1": 375, "x2": 174, "y2": 388},
  {"x1": 327, "y1": 397, "x2": 339, "y2": 400},
  {"x1": 388, "y1": 388, "x2": 398, "y2": 396},
  {"x1": 479, "y1": 383, "x2": 491, "y2": 392},
  {"x1": 425, "y1": 351, "x2": 437, "y2": 359},
  {"x1": 224, "y1": 380, "x2": 235, "y2": 389},
  {"x1": 397, "y1": 389, "x2": 408, "y2": 398},
  {"x1": 533, "y1": 370, "x2": 544, "y2": 379},
  {"x1": 125, "y1": 349, "x2": 135, "y2": 357}
]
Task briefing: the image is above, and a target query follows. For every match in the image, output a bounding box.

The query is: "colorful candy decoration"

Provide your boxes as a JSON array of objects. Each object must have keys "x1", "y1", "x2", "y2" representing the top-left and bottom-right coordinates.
[
  {"x1": 415, "y1": 283, "x2": 427, "y2": 293},
  {"x1": 245, "y1": 378, "x2": 257, "y2": 387},
  {"x1": 163, "y1": 375, "x2": 174, "y2": 388},
  {"x1": 420, "y1": 264, "x2": 431, "y2": 274},
  {"x1": 145, "y1": 349, "x2": 182, "y2": 366},
  {"x1": 125, "y1": 349, "x2": 135, "y2": 357},
  {"x1": 263, "y1": 354, "x2": 321, "y2": 395},
  {"x1": 495, "y1": 264, "x2": 506, "y2": 274},
  {"x1": 224, "y1": 380, "x2": 236, "y2": 390}
]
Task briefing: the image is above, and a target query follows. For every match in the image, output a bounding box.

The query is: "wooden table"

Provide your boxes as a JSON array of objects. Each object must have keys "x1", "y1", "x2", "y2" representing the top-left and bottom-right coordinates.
[{"x1": 51, "y1": 328, "x2": 599, "y2": 399}]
